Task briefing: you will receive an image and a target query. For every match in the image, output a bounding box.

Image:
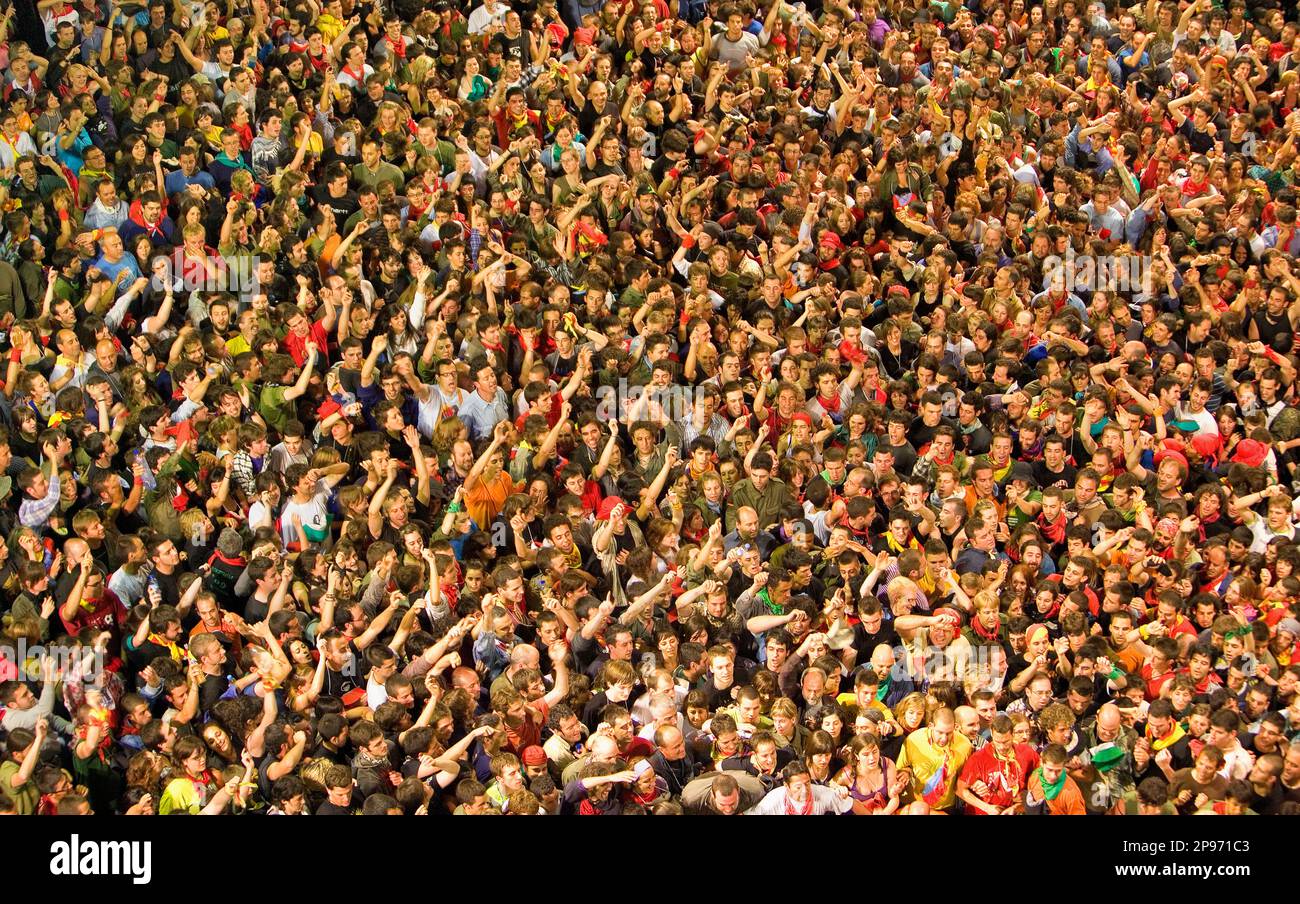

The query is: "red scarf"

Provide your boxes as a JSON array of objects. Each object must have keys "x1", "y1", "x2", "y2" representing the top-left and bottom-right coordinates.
[
  {"x1": 385, "y1": 36, "x2": 407, "y2": 60},
  {"x1": 784, "y1": 790, "x2": 815, "y2": 815},
  {"x1": 817, "y1": 391, "x2": 843, "y2": 415},
  {"x1": 1038, "y1": 510, "x2": 1067, "y2": 545},
  {"x1": 971, "y1": 614, "x2": 1002, "y2": 642}
]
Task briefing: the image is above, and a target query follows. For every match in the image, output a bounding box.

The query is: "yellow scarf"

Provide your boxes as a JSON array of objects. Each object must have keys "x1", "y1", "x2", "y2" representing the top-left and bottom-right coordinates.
[
  {"x1": 1147, "y1": 721, "x2": 1185, "y2": 752},
  {"x1": 148, "y1": 632, "x2": 183, "y2": 662}
]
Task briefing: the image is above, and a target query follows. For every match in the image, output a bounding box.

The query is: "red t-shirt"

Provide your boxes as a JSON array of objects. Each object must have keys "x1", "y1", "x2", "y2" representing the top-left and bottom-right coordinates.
[
  {"x1": 60, "y1": 589, "x2": 127, "y2": 644},
  {"x1": 282, "y1": 321, "x2": 330, "y2": 368},
  {"x1": 504, "y1": 699, "x2": 549, "y2": 754},
  {"x1": 959, "y1": 742, "x2": 1040, "y2": 814},
  {"x1": 1141, "y1": 664, "x2": 1176, "y2": 701}
]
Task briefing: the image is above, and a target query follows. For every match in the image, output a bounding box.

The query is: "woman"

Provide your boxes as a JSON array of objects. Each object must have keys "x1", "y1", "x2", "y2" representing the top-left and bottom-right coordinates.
[
  {"x1": 158, "y1": 735, "x2": 220, "y2": 815},
  {"x1": 202, "y1": 722, "x2": 240, "y2": 768},
  {"x1": 885, "y1": 692, "x2": 928, "y2": 761},
  {"x1": 803, "y1": 729, "x2": 841, "y2": 785},
  {"x1": 833, "y1": 732, "x2": 907, "y2": 814},
  {"x1": 551, "y1": 148, "x2": 584, "y2": 207},
  {"x1": 458, "y1": 55, "x2": 492, "y2": 103},
  {"x1": 384, "y1": 304, "x2": 421, "y2": 358}
]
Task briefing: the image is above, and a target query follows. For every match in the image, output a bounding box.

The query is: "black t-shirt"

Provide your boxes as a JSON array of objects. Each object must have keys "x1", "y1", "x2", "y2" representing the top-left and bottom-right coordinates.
[
  {"x1": 886, "y1": 441, "x2": 917, "y2": 476},
  {"x1": 315, "y1": 799, "x2": 356, "y2": 815},
  {"x1": 1032, "y1": 460, "x2": 1077, "y2": 491},
  {"x1": 1178, "y1": 118, "x2": 1215, "y2": 155},
  {"x1": 198, "y1": 673, "x2": 229, "y2": 713},
  {"x1": 311, "y1": 185, "x2": 360, "y2": 223},
  {"x1": 498, "y1": 32, "x2": 530, "y2": 65}
]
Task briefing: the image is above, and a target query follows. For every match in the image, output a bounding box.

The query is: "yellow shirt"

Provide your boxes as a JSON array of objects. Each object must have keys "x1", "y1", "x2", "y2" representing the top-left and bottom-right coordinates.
[
  {"x1": 897, "y1": 727, "x2": 972, "y2": 811},
  {"x1": 317, "y1": 13, "x2": 344, "y2": 43}
]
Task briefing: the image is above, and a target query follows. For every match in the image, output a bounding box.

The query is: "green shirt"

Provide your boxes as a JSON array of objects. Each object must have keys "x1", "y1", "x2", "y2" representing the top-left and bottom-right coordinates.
[
  {"x1": 352, "y1": 160, "x2": 406, "y2": 192},
  {"x1": 258, "y1": 384, "x2": 295, "y2": 435},
  {"x1": 0, "y1": 761, "x2": 38, "y2": 815}
]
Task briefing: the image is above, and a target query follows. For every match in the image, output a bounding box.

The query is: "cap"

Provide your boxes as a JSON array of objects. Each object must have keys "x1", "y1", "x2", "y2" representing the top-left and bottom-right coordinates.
[
  {"x1": 1275, "y1": 618, "x2": 1300, "y2": 638},
  {"x1": 1007, "y1": 461, "x2": 1035, "y2": 485},
  {"x1": 623, "y1": 737, "x2": 655, "y2": 760},
  {"x1": 932, "y1": 607, "x2": 962, "y2": 630},
  {"x1": 521, "y1": 746, "x2": 548, "y2": 766},
  {"x1": 596, "y1": 496, "x2": 625, "y2": 521},
  {"x1": 1089, "y1": 743, "x2": 1126, "y2": 770},
  {"x1": 1231, "y1": 438, "x2": 1269, "y2": 469}
]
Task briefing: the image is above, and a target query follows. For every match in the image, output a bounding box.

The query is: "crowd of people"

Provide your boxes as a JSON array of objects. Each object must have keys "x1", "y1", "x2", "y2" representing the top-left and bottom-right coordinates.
[{"x1": 0, "y1": 0, "x2": 1299, "y2": 818}]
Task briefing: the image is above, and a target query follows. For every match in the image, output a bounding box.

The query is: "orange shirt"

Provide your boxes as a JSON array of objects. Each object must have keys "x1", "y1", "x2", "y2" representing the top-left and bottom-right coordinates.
[
  {"x1": 1029, "y1": 772, "x2": 1086, "y2": 815},
  {"x1": 465, "y1": 471, "x2": 516, "y2": 530}
]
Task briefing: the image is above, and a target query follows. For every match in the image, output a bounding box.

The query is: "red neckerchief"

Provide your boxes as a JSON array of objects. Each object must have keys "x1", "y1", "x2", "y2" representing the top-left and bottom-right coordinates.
[
  {"x1": 1037, "y1": 510, "x2": 1067, "y2": 544},
  {"x1": 1035, "y1": 599, "x2": 1062, "y2": 621},
  {"x1": 385, "y1": 35, "x2": 407, "y2": 59},
  {"x1": 971, "y1": 614, "x2": 1002, "y2": 642},
  {"x1": 817, "y1": 391, "x2": 842, "y2": 414},
  {"x1": 1182, "y1": 177, "x2": 1210, "y2": 197},
  {"x1": 784, "y1": 790, "x2": 815, "y2": 815}
]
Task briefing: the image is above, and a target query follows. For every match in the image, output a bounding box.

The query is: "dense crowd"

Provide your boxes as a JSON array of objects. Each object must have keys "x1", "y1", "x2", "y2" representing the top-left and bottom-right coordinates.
[{"x1": 0, "y1": 0, "x2": 1298, "y2": 818}]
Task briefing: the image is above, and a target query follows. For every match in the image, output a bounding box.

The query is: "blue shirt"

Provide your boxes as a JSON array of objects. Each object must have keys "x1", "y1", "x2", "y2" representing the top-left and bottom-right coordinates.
[
  {"x1": 93, "y1": 251, "x2": 142, "y2": 289},
  {"x1": 458, "y1": 388, "x2": 510, "y2": 442},
  {"x1": 164, "y1": 168, "x2": 216, "y2": 197}
]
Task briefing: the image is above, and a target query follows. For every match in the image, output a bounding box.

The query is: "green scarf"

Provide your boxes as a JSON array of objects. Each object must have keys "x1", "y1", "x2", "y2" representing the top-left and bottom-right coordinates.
[
  {"x1": 1034, "y1": 767, "x2": 1066, "y2": 801},
  {"x1": 875, "y1": 673, "x2": 892, "y2": 703},
  {"x1": 757, "y1": 587, "x2": 782, "y2": 615},
  {"x1": 216, "y1": 151, "x2": 252, "y2": 172}
]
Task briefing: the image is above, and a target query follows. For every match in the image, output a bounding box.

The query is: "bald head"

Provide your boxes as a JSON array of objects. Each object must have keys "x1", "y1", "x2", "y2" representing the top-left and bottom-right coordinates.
[
  {"x1": 871, "y1": 643, "x2": 895, "y2": 670},
  {"x1": 451, "y1": 667, "x2": 479, "y2": 690},
  {"x1": 588, "y1": 734, "x2": 619, "y2": 761},
  {"x1": 509, "y1": 644, "x2": 539, "y2": 670},
  {"x1": 1096, "y1": 702, "x2": 1121, "y2": 738},
  {"x1": 954, "y1": 705, "x2": 980, "y2": 740}
]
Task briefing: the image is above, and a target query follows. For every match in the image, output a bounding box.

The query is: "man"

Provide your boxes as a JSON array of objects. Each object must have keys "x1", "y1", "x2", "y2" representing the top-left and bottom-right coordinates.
[
  {"x1": 680, "y1": 769, "x2": 766, "y2": 815},
  {"x1": 897, "y1": 707, "x2": 972, "y2": 812},
  {"x1": 1024, "y1": 744, "x2": 1087, "y2": 815},
  {"x1": 82, "y1": 179, "x2": 129, "y2": 231},
  {"x1": 727, "y1": 452, "x2": 795, "y2": 531},
  {"x1": 719, "y1": 729, "x2": 789, "y2": 792},
  {"x1": 648, "y1": 725, "x2": 701, "y2": 798},
  {"x1": 458, "y1": 359, "x2": 511, "y2": 442},
  {"x1": 746, "y1": 759, "x2": 852, "y2": 814},
  {"x1": 956, "y1": 714, "x2": 1040, "y2": 815}
]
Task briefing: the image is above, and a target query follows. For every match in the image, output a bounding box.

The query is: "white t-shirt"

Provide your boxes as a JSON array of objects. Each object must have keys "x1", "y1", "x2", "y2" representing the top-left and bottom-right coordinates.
[{"x1": 279, "y1": 484, "x2": 332, "y2": 547}]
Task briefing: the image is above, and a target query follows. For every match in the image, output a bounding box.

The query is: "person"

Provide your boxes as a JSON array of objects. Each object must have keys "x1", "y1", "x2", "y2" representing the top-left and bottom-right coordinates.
[
  {"x1": 1024, "y1": 744, "x2": 1087, "y2": 816},
  {"x1": 745, "y1": 759, "x2": 853, "y2": 815},
  {"x1": 896, "y1": 707, "x2": 972, "y2": 813}
]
